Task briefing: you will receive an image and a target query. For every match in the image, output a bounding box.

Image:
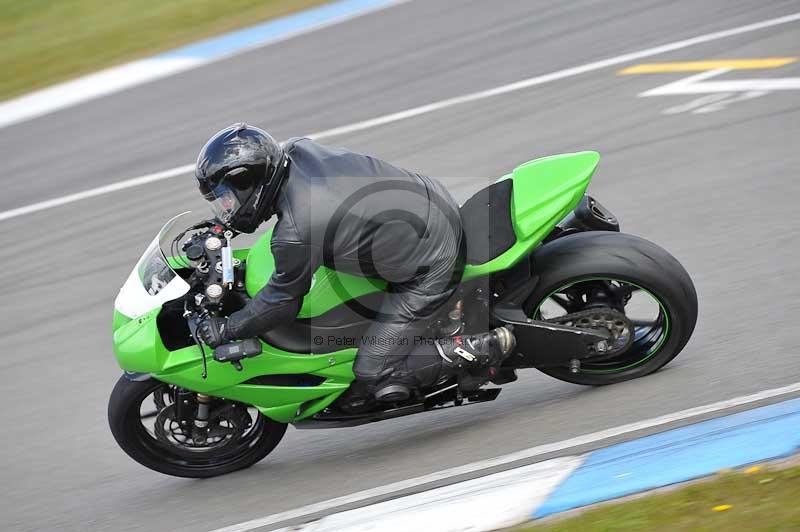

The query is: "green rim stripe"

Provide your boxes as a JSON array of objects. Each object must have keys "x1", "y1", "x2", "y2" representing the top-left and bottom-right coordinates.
[{"x1": 534, "y1": 277, "x2": 671, "y2": 374}]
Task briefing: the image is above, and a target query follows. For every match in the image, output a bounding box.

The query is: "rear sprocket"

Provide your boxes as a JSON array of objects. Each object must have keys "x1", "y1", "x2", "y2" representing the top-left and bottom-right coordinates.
[{"x1": 546, "y1": 308, "x2": 634, "y2": 358}]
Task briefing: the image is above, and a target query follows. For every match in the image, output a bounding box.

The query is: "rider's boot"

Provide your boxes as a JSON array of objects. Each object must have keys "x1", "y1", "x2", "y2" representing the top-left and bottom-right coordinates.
[
  {"x1": 436, "y1": 326, "x2": 516, "y2": 374},
  {"x1": 437, "y1": 326, "x2": 517, "y2": 392},
  {"x1": 373, "y1": 327, "x2": 516, "y2": 403},
  {"x1": 374, "y1": 327, "x2": 517, "y2": 403}
]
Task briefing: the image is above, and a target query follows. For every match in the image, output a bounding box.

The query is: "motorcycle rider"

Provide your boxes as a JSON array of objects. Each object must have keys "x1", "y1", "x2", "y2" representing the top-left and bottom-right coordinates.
[{"x1": 195, "y1": 123, "x2": 515, "y2": 402}]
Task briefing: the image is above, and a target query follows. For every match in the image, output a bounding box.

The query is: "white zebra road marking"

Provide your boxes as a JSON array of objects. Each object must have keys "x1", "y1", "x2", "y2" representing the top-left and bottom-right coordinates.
[
  {"x1": 621, "y1": 57, "x2": 800, "y2": 113},
  {"x1": 270, "y1": 457, "x2": 585, "y2": 532}
]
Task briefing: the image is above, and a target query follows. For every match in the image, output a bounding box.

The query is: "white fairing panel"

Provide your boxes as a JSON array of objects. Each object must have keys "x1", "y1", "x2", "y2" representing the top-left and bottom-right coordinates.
[{"x1": 114, "y1": 213, "x2": 193, "y2": 319}]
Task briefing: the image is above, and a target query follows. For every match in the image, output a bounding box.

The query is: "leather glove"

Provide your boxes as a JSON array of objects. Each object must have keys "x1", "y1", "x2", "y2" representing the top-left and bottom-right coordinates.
[{"x1": 197, "y1": 317, "x2": 230, "y2": 348}]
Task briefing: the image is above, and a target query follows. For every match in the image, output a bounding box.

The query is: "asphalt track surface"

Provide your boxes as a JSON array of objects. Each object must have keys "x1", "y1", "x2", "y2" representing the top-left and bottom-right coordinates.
[{"x1": 1, "y1": 1, "x2": 799, "y2": 530}]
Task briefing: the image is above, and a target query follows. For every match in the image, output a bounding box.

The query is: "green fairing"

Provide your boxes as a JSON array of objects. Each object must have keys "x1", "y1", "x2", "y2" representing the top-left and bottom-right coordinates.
[
  {"x1": 245, "y1": 228, "x2": 386, "y2": 318},
  {"x1": 462, "y1": 151, "x2": 598, "y2": 278},
  {"x1": 112, "y1": 309, "x2": 132, "y2": 333},
  {"x1": 112, "y1": 151, "x2": 599, "y2": 423},
  {"x1": 113, "y1": 307, "x2": 356, "y2": 422}
]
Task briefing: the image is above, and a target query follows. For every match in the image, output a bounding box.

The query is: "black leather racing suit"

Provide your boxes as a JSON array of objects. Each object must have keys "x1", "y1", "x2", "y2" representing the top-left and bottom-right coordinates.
[{"x1": 227, "y1": 138, "x2": 463, "y2": 383}]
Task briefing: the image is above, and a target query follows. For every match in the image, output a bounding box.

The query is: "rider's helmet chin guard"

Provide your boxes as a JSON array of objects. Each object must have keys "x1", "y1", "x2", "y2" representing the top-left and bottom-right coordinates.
[{"x1": 195, "y1": 123, "x2": 289, "y2": 234}]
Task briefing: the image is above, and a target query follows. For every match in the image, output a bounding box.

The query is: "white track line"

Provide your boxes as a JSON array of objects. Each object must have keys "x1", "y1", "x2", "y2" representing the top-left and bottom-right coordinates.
[
  {"x1": 306, "y1": 12, "x2": 800, "y2": 140},
  {"x1": 0, "y1": 164, "x2": 195, "y2": 222},
  {"x1": 209, "y1": 382, "x2": 800, "y2": 532},
  {"x1": 2, "y1": 10, "x2": 799, "y2": 224},
  {"x1": 0, "y1": 58, "x2": 201, "y2": 130}
]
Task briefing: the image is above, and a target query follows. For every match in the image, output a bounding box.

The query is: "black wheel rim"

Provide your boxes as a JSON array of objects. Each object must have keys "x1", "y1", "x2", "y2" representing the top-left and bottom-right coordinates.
[
  {"x1": 129, "y1": 381, "x2": 269, "y2": 472},
  {"x1": 533, "y1": 278, "x2": 671, "y2": 374}
]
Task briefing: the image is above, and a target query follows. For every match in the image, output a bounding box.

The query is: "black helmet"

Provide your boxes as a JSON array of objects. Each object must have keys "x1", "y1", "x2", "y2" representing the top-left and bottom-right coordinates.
[{"x1": 195, "y1": 123, "x2": 288, "y2": 233}]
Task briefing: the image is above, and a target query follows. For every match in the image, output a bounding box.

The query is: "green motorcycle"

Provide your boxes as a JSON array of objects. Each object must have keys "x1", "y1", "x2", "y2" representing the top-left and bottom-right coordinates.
[{"x1": 109, "y1": 151, "x2": 697, "y2": 477}]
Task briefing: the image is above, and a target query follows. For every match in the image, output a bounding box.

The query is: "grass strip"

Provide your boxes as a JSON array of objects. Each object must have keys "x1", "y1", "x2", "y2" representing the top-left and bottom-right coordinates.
[
  {"x1": 0, "y1": 0, "x2": 330, "y2": 101},
  {"x1": 519, "y1": 463, "x2": 800, "y2": 531}
]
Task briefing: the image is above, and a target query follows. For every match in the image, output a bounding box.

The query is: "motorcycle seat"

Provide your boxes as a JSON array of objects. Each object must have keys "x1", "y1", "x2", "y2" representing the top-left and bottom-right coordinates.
[{"x1": 459, "y1": 179, "x2": 516, "y2": 265}]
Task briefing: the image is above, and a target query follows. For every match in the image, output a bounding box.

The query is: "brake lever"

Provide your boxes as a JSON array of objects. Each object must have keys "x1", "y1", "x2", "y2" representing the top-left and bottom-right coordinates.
[
  {"x1": 185, "y1": 313, "x2": 209, "y2": 379},
  {"x1": 188, "y1": 219, "x2": 216, "y2": 230}
]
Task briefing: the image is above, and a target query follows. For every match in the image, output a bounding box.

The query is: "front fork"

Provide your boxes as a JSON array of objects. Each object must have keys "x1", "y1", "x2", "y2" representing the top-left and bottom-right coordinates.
[
  {"x1": 192, "y1": 393, "x2": 212, "y2": 443},
  {"x1": 173, "y1": 388, "x2": 212, "y2": 444}
]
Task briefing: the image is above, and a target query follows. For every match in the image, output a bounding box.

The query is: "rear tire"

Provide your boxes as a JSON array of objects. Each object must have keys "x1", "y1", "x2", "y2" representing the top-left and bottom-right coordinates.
[
  {"x1": 108, "y1": 376, "x2": 286, "y2": 478},
  {"x1": 524, "y1": 231, "x2": 697, "y2": 385}
]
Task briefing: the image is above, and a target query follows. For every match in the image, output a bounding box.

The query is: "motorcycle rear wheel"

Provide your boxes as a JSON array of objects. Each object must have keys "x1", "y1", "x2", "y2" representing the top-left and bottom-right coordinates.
[
  {"x1": 108, "y1": 376, "x2": 286, "y2": 478},
  {"x1": 524, "y1": 231, "x2": 698, "y2": 385}
]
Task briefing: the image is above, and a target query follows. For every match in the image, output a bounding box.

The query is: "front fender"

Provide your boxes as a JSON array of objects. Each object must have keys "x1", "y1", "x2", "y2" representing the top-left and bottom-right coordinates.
[{"x1": 122, "y1": 371, "x2": 153, "y2": 382}]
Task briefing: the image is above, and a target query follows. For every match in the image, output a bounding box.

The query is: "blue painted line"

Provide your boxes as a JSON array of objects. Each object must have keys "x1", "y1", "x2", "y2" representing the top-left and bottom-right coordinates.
[
  {"x1": 533, "y1": 398, "x2": 800, "y2": 518},
  {"x1": 159, "y1": 0, "x2": 400, "y2": 60}
]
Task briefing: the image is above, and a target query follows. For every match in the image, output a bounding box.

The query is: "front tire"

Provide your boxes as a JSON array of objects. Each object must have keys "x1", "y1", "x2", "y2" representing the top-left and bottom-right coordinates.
[
  {"x1": 524, "y1": 231, "x2": 698, "y2": 385},
  {"x1": 108, "y1": 376, "x2": 286, "y2": 478}
]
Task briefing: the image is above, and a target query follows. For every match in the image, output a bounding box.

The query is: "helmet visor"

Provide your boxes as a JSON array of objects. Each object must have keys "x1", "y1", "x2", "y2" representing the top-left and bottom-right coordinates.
[{"x1": 203, "y1": 182, "x2": 241, "y2": 224}]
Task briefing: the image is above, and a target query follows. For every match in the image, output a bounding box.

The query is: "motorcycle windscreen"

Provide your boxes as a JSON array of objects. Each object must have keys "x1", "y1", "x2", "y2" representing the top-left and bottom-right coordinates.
[{"x1": 114, "y1": 213, "x2": 192, "y2": 319}]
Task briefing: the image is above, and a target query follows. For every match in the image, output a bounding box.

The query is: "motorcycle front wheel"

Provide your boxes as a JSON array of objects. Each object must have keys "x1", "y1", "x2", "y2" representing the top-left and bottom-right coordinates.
[{"x1": 108, "y1": 376, "x2": 286, "y2": 478}]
